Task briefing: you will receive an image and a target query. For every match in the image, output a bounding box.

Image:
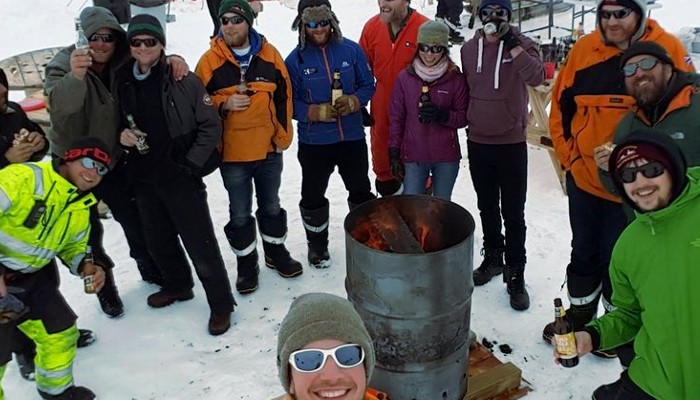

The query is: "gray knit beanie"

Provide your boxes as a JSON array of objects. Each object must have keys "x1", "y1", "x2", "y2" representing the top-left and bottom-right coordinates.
[
  {"x1": 417, "y1": 20, "x2": 450, "y2": 48},
  {"x1": 277, "y1": 293, "x2": 375, "y2": 392}
]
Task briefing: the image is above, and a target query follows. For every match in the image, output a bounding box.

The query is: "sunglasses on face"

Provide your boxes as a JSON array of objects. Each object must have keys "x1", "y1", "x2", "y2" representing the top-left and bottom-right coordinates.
[
  {"x1": 622, "y1": 57, "x2": 660, "y2": 77},
  {"x1": 80, "y1": 157, "x2": 109, "y2": 176},
  {"x1": 618, "y1": 161, "x2": 665, "y2": 184},
  {"x1": 599, "y1": 7, "x2": 633, "y2": 20},
  {"x1": 289, "y1": 344, "x2": 364, "y2": 373},
  {"x1": 88, "y1": 33, "x2": 115, "y2": 43},
  {"x1": 480, "y1": 7, "x2": 509, "y2": 19},
  {"x1": 418, "y1": 44, "x2": 446, "y2": 54},
  {"x1": 129, "y1": 38, "x2": 159, "y2": 48},
  {"x1": 220, "y1": 14, "x2": 246, "y2": 26},
  {"x1": 305, "y1": 19, "x2": 331, "y2": 29}
]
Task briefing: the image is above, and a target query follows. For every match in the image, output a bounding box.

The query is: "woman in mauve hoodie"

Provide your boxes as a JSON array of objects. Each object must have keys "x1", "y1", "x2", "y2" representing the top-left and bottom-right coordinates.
[
  {"x1": 389, "y1": 20, "x2": 467, "y2": 200},
  {"x1": 459, "y1": 0, "x2": 544, "y2": 312}
]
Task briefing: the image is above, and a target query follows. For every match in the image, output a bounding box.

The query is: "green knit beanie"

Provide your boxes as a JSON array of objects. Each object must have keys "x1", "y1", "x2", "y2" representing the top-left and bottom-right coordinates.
[
  {"x1": 277, "y1": 293, "x2": 376, "y2": 392},
  {"x1": 127, "y1": 14, "x2": 165, "y2": 45},
  {"x1": 417, "y1": 20, "x2": 450, "y2": 48},
  {"x1": 218, "y1": 0, "x2": 255, "y2": 26}
]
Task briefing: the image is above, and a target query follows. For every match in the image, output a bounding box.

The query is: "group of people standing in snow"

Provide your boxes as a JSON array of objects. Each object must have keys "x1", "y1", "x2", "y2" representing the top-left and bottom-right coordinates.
[{"x1": 1, "y1": 0, "x2": 699, "y2": 398}]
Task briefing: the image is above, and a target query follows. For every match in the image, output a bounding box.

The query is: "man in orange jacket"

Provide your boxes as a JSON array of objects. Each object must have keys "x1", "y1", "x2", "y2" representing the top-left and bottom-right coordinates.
[
  {"x1": 360, "y1": 0, "x2": 428, "y2": 196},
  {"x1": 545, "y1": 0, "x2": 694, "y2": 358},
  {"x1": 275, "y1": 293, "x2": 389, "y2": 400}
]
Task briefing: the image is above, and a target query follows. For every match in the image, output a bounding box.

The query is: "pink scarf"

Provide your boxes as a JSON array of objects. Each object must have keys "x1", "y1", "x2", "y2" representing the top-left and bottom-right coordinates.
[{"x1": 412, "y1": 56, "x2": 449, "y2": 83}]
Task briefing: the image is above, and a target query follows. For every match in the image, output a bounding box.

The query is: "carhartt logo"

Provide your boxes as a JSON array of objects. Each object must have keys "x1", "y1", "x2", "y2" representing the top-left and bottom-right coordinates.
[
  {"x1": 670, "y1": 132, "x2": 685, "y2": 140},
  {"x1": 341, "y1": 61, "x2": 350, "y2": 68},
  {"x1": 691, "y1": 238, "x2": 700, "y2": 247}
]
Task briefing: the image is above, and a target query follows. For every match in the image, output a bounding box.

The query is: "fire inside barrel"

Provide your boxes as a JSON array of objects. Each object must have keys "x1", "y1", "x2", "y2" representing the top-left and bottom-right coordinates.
[{"x1": 349, "y1": 197, "x2": 445, "y2": 253}]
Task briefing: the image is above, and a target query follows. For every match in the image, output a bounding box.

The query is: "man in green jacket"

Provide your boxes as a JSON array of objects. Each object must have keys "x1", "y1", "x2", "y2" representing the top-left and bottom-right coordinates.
[
  {"x1": 0, "y1": 138, "x2": 111, "y2": 400},
  {"x1": 562, "y1": 130, "x2": 700, "y2": 399},
  {"x1": 594, "y1": 41, "x2": 700, "y2": 194}
]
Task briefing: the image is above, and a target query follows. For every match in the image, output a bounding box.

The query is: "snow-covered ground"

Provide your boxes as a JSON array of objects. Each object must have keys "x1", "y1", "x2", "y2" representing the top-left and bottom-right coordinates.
[{"x1": 0, "y1": 0, "x2": 697, "y2": 399}]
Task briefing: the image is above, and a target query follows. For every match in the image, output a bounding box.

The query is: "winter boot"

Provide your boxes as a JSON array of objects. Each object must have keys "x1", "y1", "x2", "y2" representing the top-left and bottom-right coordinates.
[
  {"x1": 542, "y1": 293, "x2": 600, "y2": 343},
  {"x1": 257, "y1": 210, "x2": 303, "y2": 278},
  {"x1": 38, "y1": 385, "x2": 96, "y2": 400},
  {"x1": 473, "y1": 248, "x2": 505, "y2": 286},
  {"x1": 224, "y1": 219, "x2": 260, "y2": 294},
  {"x1": 504, "y1": 265, "x2": 530, "y2": 311},
  {"x1": 448, "y1": 28, "x2": 465, "y2": 44},
  {"x1": 96, "y1": 267, "x2": 124, "y2": 318},
  {"x1": 375, "y1": 178, "x2": 403, "y2": 197},
  {"x1": 136, "y1": 260, "x2": 164, "y2": 286},
  {"x1": 15, "y1": 347, "x2": 35, "y2": 381},
  {"x1": 77, "y1": 329, "x2": 96, "y2": 348},
  {"x1": 300, "y1": 204, "x2": 331, "y2": 269}
]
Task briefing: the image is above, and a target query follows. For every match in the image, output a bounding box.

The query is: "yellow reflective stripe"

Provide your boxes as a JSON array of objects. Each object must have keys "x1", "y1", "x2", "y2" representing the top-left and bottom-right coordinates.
[
  {"x1": 18, "y1": 321, "x2": 78, "y2": 396},
  {"x1": 67, "y1": 253, "x2": 84, "y2": 275},
  {"x1": 0, "y1": 230, "x2": 58, "y2": 263},
  {"x1": 0, "y1": 187, "x2": 10, "y2": 213},
  {"x1": 0, "y1": 255, "x2": 37, "y2": 273}
]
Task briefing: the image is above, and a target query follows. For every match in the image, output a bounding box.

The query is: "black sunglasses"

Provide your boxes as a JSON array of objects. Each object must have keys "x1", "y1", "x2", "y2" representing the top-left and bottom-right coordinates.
[
  {"x1": 480, "y1": 7, "x2": 509, "y2": 19},
  {"x1": 600, "y1": 7, "x2": 633, "y2": 20},
  {"x1": 220, "y1": 15, "x2": 246, "y2": 26},
  {"x1": 418, "y1": 44, "x2": 446, "y2": 54},
  {"x1": 129, "y1": 38, "x2": 159, "y2": 48},
  {"x1": 622, "y1": 57, "x2": 660, "y2": 77},
  {"x1": 289, "y1": 344, "x2": 364, "y2": 373},
  {"x1": 305, "y1": 19, "x2": 331, "y2": 29},
  {"x1": 618, "y1": 161, "x2": 665, "y2": 184},
  {"x1": 88, "y1": 33, "x2": 115, "y2": 43}
]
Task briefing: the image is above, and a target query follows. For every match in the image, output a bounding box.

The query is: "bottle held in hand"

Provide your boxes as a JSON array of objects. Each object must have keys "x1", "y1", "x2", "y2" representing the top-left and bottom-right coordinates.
[
  {"x1": 74, "y1": 17, "x2": 89, "y2": 54},
  {"x1": 126, "y1": 114, "x2": 150, "y2": 154},
  {"x1": 83, "y1": 247, "x2": 97, "y2": 294},
  {"x1": 331, "y1": 68, "x2": 343, "y2": 106},
  {"x1": 553, "y1": 298, "x2": 579, "y2": 367},
  {"x1": 237, "y1": 70, "x2": 248, "y2": 95}
]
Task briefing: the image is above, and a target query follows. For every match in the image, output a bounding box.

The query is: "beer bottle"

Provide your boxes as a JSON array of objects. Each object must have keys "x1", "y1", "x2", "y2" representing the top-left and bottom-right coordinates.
[
  {"x1": 75, "y1": 18, "x2": 89, "y2": 54},
  {"x1": 238, "y1": 68, "x2": 248, "y2": 95},
  {"x1": 418, "y1": 82, "x2": 431, "y2": 124},
  {"x1": 553, "y1": 298, "x2": 579, "y2": 367},
  {"x1": 331, "y1": 68, "x2": 343, "y2": 106},
  {"x1": 126, "y1": 114, "x2": 150, "y2": 155},
  {"x1": 83, "y1": 246, "x2": 96, "y2": 294}
]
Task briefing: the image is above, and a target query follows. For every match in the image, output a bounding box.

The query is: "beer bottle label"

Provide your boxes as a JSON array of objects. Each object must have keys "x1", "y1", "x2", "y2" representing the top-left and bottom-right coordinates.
[
  {"x1": 554, "y1": 332, "x2": 577, "y2": 359},
  {"x1": 331, "y1": 88, "x2": 343, "y2": 106}
]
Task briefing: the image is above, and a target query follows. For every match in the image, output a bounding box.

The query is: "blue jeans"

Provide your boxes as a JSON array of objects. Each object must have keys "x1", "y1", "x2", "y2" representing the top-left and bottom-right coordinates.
[
  {"x1": 220, "y1": 152, "x2": 283, "y2": 228},
  {"x1": 403, "y1": 162, "x2": 460, "y2": 200}
]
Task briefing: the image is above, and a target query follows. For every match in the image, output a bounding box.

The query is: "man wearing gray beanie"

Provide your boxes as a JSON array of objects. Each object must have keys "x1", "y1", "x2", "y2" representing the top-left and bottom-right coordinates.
[{"x1": 275, "y1": 292, "x2": 387, "y2": 400}]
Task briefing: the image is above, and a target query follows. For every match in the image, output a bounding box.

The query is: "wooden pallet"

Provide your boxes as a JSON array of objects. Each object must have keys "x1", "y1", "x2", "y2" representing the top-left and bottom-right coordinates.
[{"x1": 465, "y1": 342, "x2": 531, "y2": 400}]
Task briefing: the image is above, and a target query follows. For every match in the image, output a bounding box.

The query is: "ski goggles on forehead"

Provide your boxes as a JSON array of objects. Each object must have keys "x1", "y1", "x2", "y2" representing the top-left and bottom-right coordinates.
[
  {"x1": 129, "y1": 38, "x2": 159, "y2": 48},
  {"x1": 599, "y1": 7, "x2": 633, "y2": 20},
  {"x1": 618, "y1": 161, "x2": 665, "y2": 183},
  {"x1": 289, "y1": 344, "x2": 364, "y2": 373},
  {"x1": 220, "y1": 14, "x2": 246, "y2": 26},
  {"x1": 418, "y1": 44, "x2": 446, "y2": 53},
  {"x1": 480, "y1": 7, "x2": 509, "y2": 19},
  {"x1": 88, "y1": 33, "x2": 115, "y2": 43},
  {"x1": 305, "y1": 19, "x2": 331, "y2": 29},
  {"x1": 80, "y1": 158, "x2": 109, "y2": 176},
  {"x1": 622, "y1": 57, "x2": 660, "y2": 77}
]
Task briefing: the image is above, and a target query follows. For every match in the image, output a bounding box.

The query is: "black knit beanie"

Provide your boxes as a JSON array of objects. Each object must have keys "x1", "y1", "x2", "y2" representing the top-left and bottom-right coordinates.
[
  {"x1": 620, "y1": 41, "x2": 675, "y2": 69},
  {"x1": 127, "y1": 14, "x2": 166, "y2": 46}
]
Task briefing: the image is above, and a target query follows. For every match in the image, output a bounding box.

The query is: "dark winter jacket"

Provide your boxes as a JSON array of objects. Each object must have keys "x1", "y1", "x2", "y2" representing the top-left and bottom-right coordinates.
[
  {"x1": 285, "y1": 38, "x2": 375, "y2": 145},
  {"x1": 117, "y1": 55, "x2": 222, "y2": 176},
  {"x1": 389, "y1": 65, "x2": 467, "y2": 163},
  {"x1": 44, "y1": 6, "x2": 128, "y2": 163},
  {"x1": 129, "y1": 0, "x2": 168, "y2": 7},
  {"x1": 587, "y1": 165, "x2": 700, "y2": 400},
  {"x1": 600, "y1": 72, "x2": 700, "y2": 195},
  {"x1": 460, "y1": 26, "x2": 544, "y2": 145},
  {"x1": 0, "y1": 102, "x2": 47, "y2": 168}
]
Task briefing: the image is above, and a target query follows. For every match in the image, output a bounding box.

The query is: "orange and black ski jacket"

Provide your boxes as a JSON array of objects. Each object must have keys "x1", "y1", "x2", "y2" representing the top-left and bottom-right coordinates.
[
  {"x1": 549, "y1": 19, "x2": 695, "y2": 202},
  {"x1": 195, "y1": 32, "x2": 293, "y2": 162}
]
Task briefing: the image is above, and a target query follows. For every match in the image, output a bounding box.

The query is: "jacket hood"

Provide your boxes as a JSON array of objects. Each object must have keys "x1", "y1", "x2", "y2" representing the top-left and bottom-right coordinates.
[
  {"x1": 610, "y1": 129, "x2": 689, "y2": 212},
  {"x1": 80, "y1": 6, "x2": 126, "y2": 38}
]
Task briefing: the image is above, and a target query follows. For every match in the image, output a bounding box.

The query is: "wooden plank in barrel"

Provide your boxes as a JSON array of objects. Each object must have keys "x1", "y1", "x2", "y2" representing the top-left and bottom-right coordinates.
[{"x1": 464, "y1": 342, "x2": 531, "y2": 400}]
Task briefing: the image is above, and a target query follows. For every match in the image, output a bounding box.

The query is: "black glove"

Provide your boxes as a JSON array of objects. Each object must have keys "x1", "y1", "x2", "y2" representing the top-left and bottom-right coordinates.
[
  {"x1": 501, "y1": 26, "x2": 521, "y2": 51},
  {"x1": 389, "y1": 147, "x2": 404, "y2": 181},
  {"x1": 418, "y1": 102, "x2": 449, "y2": 124}
]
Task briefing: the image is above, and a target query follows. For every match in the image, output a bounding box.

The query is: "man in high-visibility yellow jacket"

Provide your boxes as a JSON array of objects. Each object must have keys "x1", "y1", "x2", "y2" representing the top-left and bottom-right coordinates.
[{"x1": 0, "y1": 137, "x2": 111, "y2": 400}]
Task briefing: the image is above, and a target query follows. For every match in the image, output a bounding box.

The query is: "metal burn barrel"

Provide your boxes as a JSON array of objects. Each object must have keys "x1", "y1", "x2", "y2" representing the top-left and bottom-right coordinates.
[{"x1": 344, "y1": 195, "x2": 475, "y2": 400}]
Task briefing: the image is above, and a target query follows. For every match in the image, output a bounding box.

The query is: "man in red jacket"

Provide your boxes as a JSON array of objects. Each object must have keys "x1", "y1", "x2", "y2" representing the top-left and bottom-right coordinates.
[{"x1": 360, "y1": 0, "x2": 428, "y2": 196}]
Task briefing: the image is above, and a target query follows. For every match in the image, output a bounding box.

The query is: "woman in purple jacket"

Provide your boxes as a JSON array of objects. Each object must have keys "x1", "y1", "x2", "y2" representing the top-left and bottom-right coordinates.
[{"x1": 388, "y1": 20, "x2": 467, "y2": 200}]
